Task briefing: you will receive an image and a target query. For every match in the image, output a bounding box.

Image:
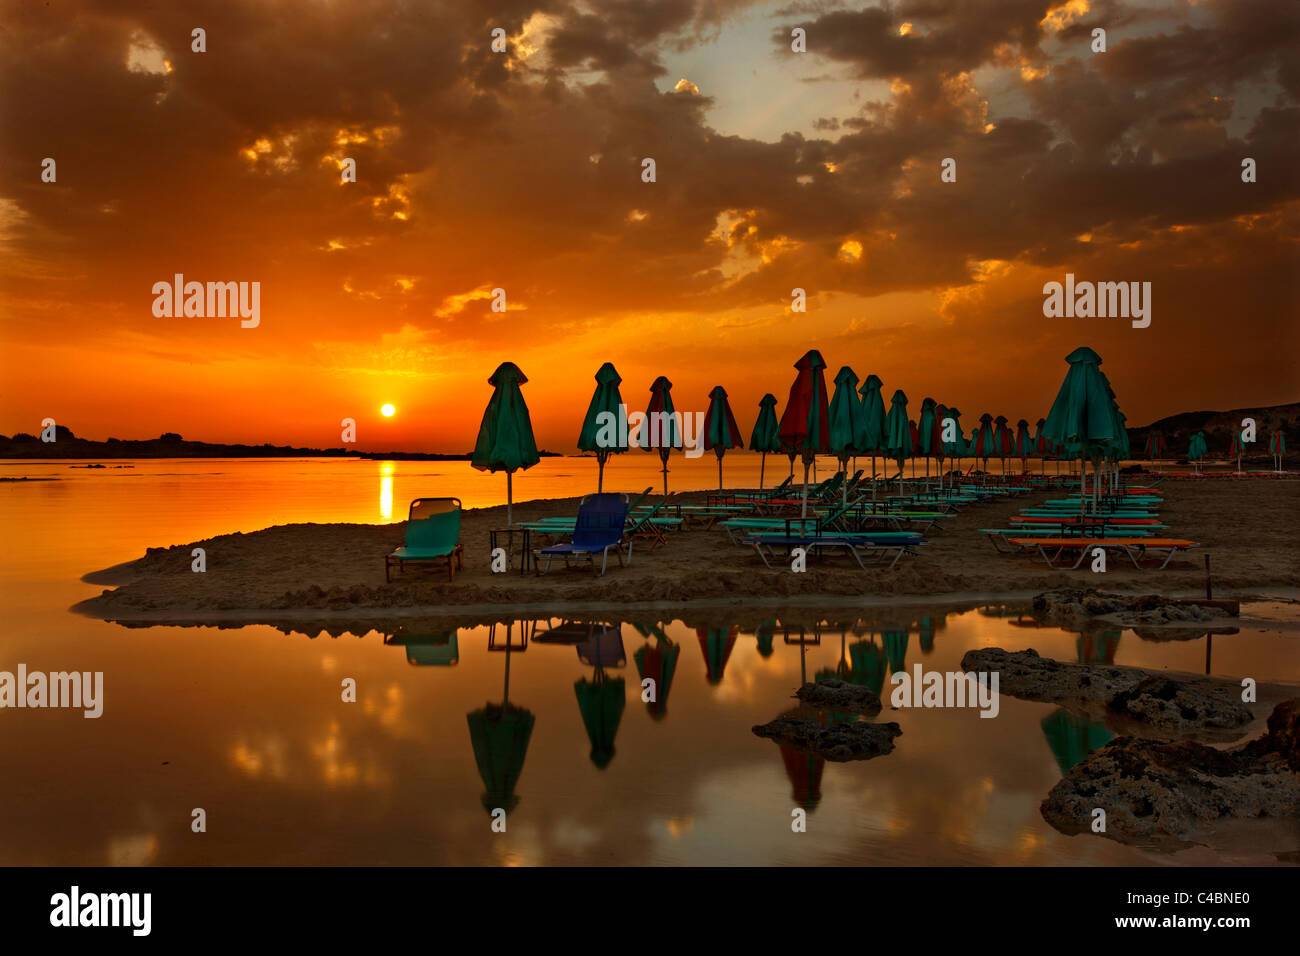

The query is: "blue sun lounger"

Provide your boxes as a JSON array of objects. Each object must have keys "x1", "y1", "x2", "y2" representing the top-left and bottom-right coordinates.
[{"x1": 538, "y1": 493, "x2": 630, "y2": 576}]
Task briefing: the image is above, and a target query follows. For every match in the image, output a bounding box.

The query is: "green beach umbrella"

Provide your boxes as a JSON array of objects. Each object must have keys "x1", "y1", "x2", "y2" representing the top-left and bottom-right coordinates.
[
  {"x1": 1015, "y1": 419, "x2": 1033, "y2": 472},
  {"x1": 858, "y1": 373, "x2": 887, "y2": 494},
  {"x1": 1041, "y1": 708, "x2": 1115, "y2": 775},
  {"x1": 704, "y1": 385, "x2": 745, "y2": 491},
  {"x1": 883, "y1": 627, "x2": 909, "y2": 674},
  {"x1": 1269, "y1": 429, "x2": 1286, "y2": 472},
  {"x1": 1188, "y1": 430, "x2": 1208, "y2": 474},
  {"x1": 918, "y1": 398, "x2": 938, "y2": 481},
  {"x1": 755, "y1": 620, "x2": 776, "y2": 658},
  {"x1": 1041, "y1": 347, "x2": 1121, "y2": 513},
  {"x1": 577, "y1": 362, "x2": 627, "y2": 493},
  {"x1": 828, "y1": 366, "x2": 867, "y2": 504},
  {"x1": 574, "y1": 673, "x2": 625, "y2": 769},
  {"x1": 848, "y1": 637, "x2": 887, "y2": 696},
  {"x1": 884, "y1": 389, "x2": 911, "y2": 495},
  {"x1": 466, "y1": 702, "x2": 535, "y2": 815},
  {"x1": 644, "y1": 375, "x2": 682, "y2": 495},
  {"x1": 750, "y1": 394, "x2": 783, "y2": 489},
  {"x1": 472, "y1": 361, "x2": 541, "y2": 526}
]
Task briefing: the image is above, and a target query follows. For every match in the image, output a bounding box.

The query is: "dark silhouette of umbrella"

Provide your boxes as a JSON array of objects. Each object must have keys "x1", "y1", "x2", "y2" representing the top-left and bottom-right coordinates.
[
  {"x1": 884, "y1": 389, "x2": 911, "y2": 495},
  {"x1": 755, "y1": 620, "x2": 776, "y2": 658},
  {"x1": 858, "y1": 373, "x2": 887, "y2": 496},
  {"x1": 778, "y1": 350, "x2": 830, "y2": 517},
  {"x1": 750, "y1": 394, "x2": 784, "y2": 489},
  {"x1": 471, "y1": 361, "x2": 541, "y2": 526},
  {"x1": 1041, "y1": 708, "x2": 1114, "y2": 774},
  {"x1": 644, "y1": 375, "x2": 682, "y2": 495},
  {"x1": 849, "y1": 636, "x2": 888, "y2": 696},
  {"x1": 633, "y1": 626, "x2": 679, "y2": 720},
  {"x1": 704, "y1": 385, "x2": 744, "y2": 491},
  {"x1": 577, "y1": 362, "x2": 628, "y2": 492},
  {"x1": 883, "y1": 627, "x2": 909, "y2": 674},
  {"x1": 1042, "y1": 347, "x2": 1122, "y2": 512},
  {"x1": 574, "y1": 671, "x2": 626, "y2": 769},
  {"x1": 697, "y1": 626, "x2": 738, "y2": 685},
  {"x1": 466, "y1": 639, "x2": 534, "y2": 814},
  {"x1": 828, "y1": 366, "x2": 867, "y2": 503}
]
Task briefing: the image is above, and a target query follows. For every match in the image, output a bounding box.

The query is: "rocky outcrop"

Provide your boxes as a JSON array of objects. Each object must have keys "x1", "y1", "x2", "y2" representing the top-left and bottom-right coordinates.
[
  {"x1": 1041, "y1": 699, "x2": 1300, "y2": 846},
  {"x1": 1031, "y1": 588, "x2": 1237, "y2": 627},
  {"x1": 752, "y1": 717, "x2": 901, "y2": 761},
  {"x1": 794, "y1": 679, "x2": 882, "y2": 717},
  {"x1": 960, "y1": 647, "x2": 1252, "y2": 734}
]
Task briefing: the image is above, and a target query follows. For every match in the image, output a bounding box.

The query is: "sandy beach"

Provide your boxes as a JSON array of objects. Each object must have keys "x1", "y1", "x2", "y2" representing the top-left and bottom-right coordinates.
[{"x1": 74, "y1": 475, "x2": 1300, "y2": 626}]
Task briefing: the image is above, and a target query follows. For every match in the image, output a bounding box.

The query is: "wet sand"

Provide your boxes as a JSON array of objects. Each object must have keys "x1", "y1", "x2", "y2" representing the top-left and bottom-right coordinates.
[{"x1": 74, "y1": 476, "x2": 1300, "y2": 624}]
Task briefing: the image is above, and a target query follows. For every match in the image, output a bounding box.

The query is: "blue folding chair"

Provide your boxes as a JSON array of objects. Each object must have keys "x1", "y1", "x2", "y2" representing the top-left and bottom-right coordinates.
[{"x1": 538, "y1": 493, "x2": 629, "y2": 575}]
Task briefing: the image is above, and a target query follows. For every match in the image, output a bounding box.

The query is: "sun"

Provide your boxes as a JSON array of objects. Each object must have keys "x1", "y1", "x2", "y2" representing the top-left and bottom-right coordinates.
[{"x1": 380, "y1": 403, "x2": 396, "y2": 417}]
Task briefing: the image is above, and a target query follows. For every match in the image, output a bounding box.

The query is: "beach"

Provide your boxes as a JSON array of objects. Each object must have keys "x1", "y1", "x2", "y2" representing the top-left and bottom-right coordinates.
[{"x1": 74, "y1": 475, "x2": 1300, "y2": 626}]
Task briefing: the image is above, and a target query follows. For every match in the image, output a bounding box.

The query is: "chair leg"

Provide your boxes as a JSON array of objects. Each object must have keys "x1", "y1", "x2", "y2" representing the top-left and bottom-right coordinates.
[{"x1": 385, "y1": 559, "x2": 391, "y2": 583}]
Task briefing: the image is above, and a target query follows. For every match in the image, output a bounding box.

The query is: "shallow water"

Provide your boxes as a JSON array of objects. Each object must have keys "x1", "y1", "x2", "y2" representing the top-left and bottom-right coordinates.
[{"x1": 1, "y1": 458, "x2": 1297, "y2": 865}]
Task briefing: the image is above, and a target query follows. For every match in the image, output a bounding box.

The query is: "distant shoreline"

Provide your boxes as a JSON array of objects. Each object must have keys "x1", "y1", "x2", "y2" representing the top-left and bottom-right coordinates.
[{"x1": 0, "y1": 436, "x2": 563, "y2": 461}]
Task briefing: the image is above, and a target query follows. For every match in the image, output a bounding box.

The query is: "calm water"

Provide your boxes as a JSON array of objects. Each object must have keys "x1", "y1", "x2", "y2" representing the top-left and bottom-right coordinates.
[{"x1": 1, "y1": 458, "x2": 1297, "y2": 865}]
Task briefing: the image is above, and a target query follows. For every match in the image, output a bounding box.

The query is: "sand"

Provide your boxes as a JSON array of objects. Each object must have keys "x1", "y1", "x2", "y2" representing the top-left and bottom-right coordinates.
[{"x1": 74, "y1": 476, "x2": 1300, "y2": 625}]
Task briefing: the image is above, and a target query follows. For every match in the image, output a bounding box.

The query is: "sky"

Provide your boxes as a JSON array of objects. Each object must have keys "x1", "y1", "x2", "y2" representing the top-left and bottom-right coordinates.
[{"x1": 1, "y1": 0, "x2": 1297, "y2": 452}]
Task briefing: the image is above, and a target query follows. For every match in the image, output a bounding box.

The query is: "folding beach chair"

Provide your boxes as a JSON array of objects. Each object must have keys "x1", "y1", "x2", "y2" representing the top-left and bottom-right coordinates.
[
  {"x1": 385, "y1": 497, "x2": 464, "y2": 582},
  {"x1": 538, "y1": 493, "x2": 630, "y2": 575}
]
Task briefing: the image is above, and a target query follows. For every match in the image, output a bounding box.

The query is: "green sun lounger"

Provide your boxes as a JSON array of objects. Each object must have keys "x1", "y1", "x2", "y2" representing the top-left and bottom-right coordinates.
[{"x1": 386, "y1": 497, "x2": 464, "y2": 582}]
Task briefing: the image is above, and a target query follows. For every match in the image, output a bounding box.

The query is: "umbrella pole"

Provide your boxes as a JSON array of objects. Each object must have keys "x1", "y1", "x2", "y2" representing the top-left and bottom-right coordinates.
[
  {"x1": 801, "y1": 458, "x2": 811, "y2": 518},
  {"x1": 760, "y1": 453, "x2": 766, "y2": 490},
  {"x1": 717, "y1": 452, "x2": 723, "y2": 492},
  {"x1": 507, "y1": 469, "x2": 513, "y2": 527},
  {"x1": 597, "y1": 452, "x2": 606, "y2": 493}
]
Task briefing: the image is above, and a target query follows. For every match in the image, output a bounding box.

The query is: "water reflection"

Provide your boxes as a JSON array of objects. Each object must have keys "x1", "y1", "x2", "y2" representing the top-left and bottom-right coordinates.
[{"x1": 467, "y1": 641, "x2": 534, "y2": 815}]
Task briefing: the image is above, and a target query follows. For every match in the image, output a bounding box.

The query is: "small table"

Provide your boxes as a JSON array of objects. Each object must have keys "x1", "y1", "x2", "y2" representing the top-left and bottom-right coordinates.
[{"x1": 488, "y1": 527, "x2": 533, "y2": 575}]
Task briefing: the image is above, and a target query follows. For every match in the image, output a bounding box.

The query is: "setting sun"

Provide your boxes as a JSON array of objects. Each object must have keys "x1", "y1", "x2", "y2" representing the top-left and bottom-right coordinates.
[{"x1": 380, "y1": 403, "x2": 395, "y2": 417}]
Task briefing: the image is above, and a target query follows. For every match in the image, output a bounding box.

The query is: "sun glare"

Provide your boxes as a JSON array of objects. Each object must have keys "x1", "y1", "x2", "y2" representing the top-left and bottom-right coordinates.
[{"x1": 380, "y1": 403, "x2": 396, "y2": 417}]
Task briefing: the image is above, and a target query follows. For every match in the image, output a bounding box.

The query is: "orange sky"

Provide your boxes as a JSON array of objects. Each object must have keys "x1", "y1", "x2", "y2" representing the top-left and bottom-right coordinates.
[{"x1": 2, "y1": 0, "x2": 1297, "y2": 452}]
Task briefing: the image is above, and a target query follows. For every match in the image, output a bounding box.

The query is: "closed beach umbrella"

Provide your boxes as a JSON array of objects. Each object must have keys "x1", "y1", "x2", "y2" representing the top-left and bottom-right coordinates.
[
  {"x1": 1143, "y1": 429, "x2": 1166, "y2": 461},
  {"x1": 858, "y1": 373, "x2": 887, "y2": 493},
  {"x1": 1041, "y1": 347, "x2": 1121, "y2": 513},
  {"x1": 884, "y1": 389, "x2": 911, "y2": 495},
  {"x1": 750, "y1": 393, "x2": 783, "y2": 489},
  {"x1": 1188, "y1": 430, "x2": 1208, "y2": 474},
  {"x1": 697, "y1": 626, "x2": 738, "y2": 685},
  {"x1": 883, "y1": 627, "x2": 909, "y2": 674},
  {"x1": 930, "y1": 402, "x2": 949, "y2": 489},
  {"x1": 849, "y1": 638, "x2": 888, "y2": 696},
  {"x1": 828, "y1": 366, "x2": 867, "y2": 503},
  {"x1": 633, "y1": 631, "x2": 678, "y2": 720},
  {"x1": 577, "y1": 362, "x2": 627, "y2": 493},
  {"x1": 942, "y1": 407, "x2": 964, "y2": 478},
  {"x1": 778, "y1": 349, "x2": 831, "y2": 517},
  {"x1": 644, "y1": 375, "x2": 682, "y2": 496},
  {"x1": 974, "y1": 413, "x2": 996, "y2": 472},
  {"x1": 994, "y1": 415, "x2": 1014, "y2": 476},
  {"x1": 1015, "y1": 419, "x2": 1033, "y2": 472},
  {"x1": 1269, "y1": 429, "x2": 1286, "y2": 472},
  {"x1": 1034, "y1": 417, "x2": 1052, "y2": 474},
  {"x1": 704, "y1": 385, "x2": 744, "y2": 491},
  {"x1": 1041, "y1": 709, "x2": 1115, "y2": 775},
  {"x1": 472, "y1": 361, "x2": 541, "y2": 526},
  {"x1": 1230, "y1": 429, "x2": 1245, "y2": 474},
  {"x1": 918, "y1": 398, "x2": 938, "y2": 481},
  {"x1": 467, "y1": 702, "x2": 535, "y2": 815},
  {"x1": 574, "y1": 673, "x2": 625, "y2": 769}
]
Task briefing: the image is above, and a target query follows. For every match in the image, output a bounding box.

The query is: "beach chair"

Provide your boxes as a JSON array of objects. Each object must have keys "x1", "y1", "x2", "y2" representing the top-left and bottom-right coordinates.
[
  {"x1": 1008, "y1": 536, "x2": 1198, "y2": 570},
  {"x1": 740, "y1": 532, "x2": 926, "y2": 570},
  {"x1": 538, "y1": 493, "x2": 630, "y2": 576},
  {"x1": 385, "y1": 497, "x2": 464, "y2": 582}
]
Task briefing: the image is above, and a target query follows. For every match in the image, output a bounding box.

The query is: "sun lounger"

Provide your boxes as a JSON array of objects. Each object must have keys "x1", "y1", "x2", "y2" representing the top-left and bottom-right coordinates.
[
  {"x1": 385, "y1": 497, "x2": 464, "y2": 582},
  {"x1": 740, "y1": 532, "x2": 926, "y2": 570},
  {"x1": 537, "y1": 493, "x2": 630, "y2": 575},
  {"x1": 1007, "y1": 536, "x2": 1199, "y2": 570}
]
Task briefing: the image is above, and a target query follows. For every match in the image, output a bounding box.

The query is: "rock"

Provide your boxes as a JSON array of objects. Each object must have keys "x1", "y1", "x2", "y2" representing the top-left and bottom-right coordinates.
[
  {"x1": 1031, "y1": 588, "x2": 1236, "y2": 627},
  {"x1": 752, "y1": 717, "x2": 901, "y2": 761},
  {"x1": 960, "y1": 647, "x2": 1253, "y2": 734},
  {"x1": 1041, "y1": 698, "x2": 1300, "y2": 847},
  {"x1": 794, "y1": 679, "x2": 882, "y2": 717}
]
